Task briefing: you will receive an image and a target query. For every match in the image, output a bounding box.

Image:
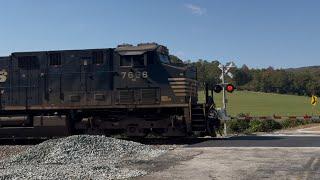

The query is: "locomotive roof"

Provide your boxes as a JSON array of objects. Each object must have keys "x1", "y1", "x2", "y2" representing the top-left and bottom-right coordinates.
[
  {"x1": 115, "y1": 43, "x2": 169, "y2": 56},
  {"x1": 10, "y1": 48, "x2": 112, "y2": 56},
  {"x1": 3, "y1": 43, "x2": 168, "y2": 56}
]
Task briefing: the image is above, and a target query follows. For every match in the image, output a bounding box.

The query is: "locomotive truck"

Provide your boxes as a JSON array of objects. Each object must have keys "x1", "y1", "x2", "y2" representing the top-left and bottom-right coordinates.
[{"x1": 0, "y1": 43, "x2": 220, "y2": 138}]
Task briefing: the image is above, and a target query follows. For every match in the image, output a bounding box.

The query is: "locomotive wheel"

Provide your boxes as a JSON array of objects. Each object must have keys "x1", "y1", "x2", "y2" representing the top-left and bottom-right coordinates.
[{"x1": 126, "y1": 125, "x2": 147, "y2": 137}]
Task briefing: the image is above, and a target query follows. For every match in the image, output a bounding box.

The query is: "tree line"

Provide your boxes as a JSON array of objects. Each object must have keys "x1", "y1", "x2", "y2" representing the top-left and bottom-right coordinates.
[{"x1": 170, "y1": 55, "x2": 320, "y2": 96}]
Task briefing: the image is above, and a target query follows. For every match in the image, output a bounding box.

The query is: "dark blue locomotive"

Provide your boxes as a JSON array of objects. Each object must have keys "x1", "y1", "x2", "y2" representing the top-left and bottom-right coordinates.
[{"x1": 0, "y1": 43, "x2": 219, "y2": 137}]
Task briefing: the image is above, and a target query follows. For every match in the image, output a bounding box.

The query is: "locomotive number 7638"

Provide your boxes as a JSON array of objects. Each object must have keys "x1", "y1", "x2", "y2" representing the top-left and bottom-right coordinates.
[{"x1": 121, "y1": 71, "x2": 148, "y2": 80}]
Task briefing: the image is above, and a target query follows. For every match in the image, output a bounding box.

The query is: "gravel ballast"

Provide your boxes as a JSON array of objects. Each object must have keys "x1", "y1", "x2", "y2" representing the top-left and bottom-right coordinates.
[
  {"x1": 0, "y1": 135, "x2": 168, "y2": 179},
  {"x1": 0, "y1": 146, "x2": 30, "y2": 160}
]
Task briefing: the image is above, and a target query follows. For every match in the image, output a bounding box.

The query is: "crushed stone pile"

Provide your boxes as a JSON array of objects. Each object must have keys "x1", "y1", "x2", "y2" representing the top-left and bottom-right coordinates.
[
  {"x1": 0, "y1": 135, "x2": 167, "y2": 180},
  {"x1": 0, "y1": 146, "x2": 30, "y2": 160}
]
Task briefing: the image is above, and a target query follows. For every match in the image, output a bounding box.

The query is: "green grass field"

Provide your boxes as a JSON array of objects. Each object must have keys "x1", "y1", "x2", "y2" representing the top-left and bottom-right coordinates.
[{"x1": 198, "y1": 91, "x2": 319, "y2": 116}]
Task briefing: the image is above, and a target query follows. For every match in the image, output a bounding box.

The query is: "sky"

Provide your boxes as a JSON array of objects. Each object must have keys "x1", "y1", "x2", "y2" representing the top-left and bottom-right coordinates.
[{"x1": 0, "y1": 0, "x2": 320, "y2": 68}]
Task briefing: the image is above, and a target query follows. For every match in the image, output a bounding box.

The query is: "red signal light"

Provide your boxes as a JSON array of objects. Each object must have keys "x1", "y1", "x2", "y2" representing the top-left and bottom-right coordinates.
[{"x1": 226, "y1": 84, "x2": 235, "y2": 93}]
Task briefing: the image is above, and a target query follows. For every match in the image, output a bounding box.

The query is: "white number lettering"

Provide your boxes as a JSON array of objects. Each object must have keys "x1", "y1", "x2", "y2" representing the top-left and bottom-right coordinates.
[
  {"x1": 121, "y1": 71, "x2": 148, "y2": 80},
  {"x1": 142, "y1": 71, "x2": 148, "y2": 78},
  {"x1": 128, "y1": 72, "x2": 134, "y2": 79},
  {"x1": 121, "y1": 72, "x2": 126, "y2": 79},
  {"x1": 136, "y1": 72, "x2": 141, "y2": 78},
  {"x1": 0, "y1": 70, "x2": 8, "y2": 83}
]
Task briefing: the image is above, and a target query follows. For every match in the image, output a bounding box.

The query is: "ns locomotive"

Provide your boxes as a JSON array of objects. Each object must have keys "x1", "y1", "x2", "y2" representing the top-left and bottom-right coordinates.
[{"x1": 0, "y1": 43, "x2": 220, "y2": 138}]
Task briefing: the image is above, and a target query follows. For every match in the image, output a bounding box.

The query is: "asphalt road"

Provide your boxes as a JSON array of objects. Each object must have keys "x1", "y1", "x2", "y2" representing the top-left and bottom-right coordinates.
[
  {"x1": 140, "y1": 128, "x2": 320, "y2": 180},
  {"x1": 189, "y1": 135, "x2": 320, "y2": 147}
]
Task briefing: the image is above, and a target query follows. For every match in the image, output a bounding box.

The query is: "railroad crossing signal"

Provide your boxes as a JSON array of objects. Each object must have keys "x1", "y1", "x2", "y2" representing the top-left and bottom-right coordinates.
[
  {"x1": 217, "y1": 62, "x2": 236, "y2": 137},
  {"x1": 311, "y1": 95, "x2": 317, "y2": 106}
]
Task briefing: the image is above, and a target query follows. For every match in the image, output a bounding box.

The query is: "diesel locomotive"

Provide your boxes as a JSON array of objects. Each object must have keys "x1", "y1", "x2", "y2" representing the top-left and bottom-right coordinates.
[{"x1": 0, "y1": 43, "x2": 220, "y2": 138}]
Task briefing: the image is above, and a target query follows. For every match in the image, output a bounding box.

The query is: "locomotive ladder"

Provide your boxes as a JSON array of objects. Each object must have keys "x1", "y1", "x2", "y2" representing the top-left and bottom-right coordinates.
[{"x1": 191, "y1": 104, "x2": 207, "y2": 132}]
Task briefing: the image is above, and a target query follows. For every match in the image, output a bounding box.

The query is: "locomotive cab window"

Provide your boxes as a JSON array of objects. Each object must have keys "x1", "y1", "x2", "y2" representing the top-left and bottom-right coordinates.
[
  {"x1": 132, "y1": 55, "x2": 145, "y2": 67},
  {"x1": 159, "y1": 54, "x2": 170, "y2": 64},
  {"x1": 120, "y1": 56, "x2": 132, "y2": 67},
  {"x1": 120, "y1": 54, "x2": 146, "y2": 67}
]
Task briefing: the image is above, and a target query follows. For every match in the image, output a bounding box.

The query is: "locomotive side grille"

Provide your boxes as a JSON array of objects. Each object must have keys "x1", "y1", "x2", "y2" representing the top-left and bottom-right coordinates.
[
  {"x1": 141, "y1": 89, "x2": 158, "y2": 104},
  {"x1": 94, "y1": 94, "x2": 105, "y2": 101},
  {"x1": 119, "y1": 90, "x2": 134, "y2": 104},
  {"x1": 168, "y1": 78, "x2": 198, "y2": 97},
  {"x1": 69, "y1": 95, "x2": 81, "y2": 102}
]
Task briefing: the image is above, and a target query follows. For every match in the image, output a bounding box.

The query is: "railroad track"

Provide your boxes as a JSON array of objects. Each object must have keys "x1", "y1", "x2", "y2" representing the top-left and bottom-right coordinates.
[{"x1": 130, "y1": 137, "x2": 218, "y2": 145}]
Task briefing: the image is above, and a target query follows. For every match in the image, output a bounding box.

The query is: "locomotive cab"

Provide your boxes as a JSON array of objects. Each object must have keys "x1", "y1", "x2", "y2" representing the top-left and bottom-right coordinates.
[{"x1": 114, "y1": 43, "x2": 198, "y2": 107}]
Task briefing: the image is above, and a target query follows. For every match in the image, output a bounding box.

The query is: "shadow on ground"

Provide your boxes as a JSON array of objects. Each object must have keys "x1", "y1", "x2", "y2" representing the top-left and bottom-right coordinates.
[
  {"x1": 135, "y1": 135, "x2": 284, "y2": 146},
  {"x1": 4, "y1": 135, "x2": 320, "y2": 148},
  {"x1": 0, "y1": 138, "x2": 47, "y2": 145}
]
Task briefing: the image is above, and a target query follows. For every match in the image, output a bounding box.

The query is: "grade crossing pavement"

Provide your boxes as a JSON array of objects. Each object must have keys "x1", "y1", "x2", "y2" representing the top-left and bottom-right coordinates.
[
  {"x1": 139, "y1": 125, "x2": 320, "y2": 180},
  {"x1": 189, "y1": 124, "x2": 320, "y2": 147},
  {"x1": 189, "y1": 135, "x2": 320, "y2": 147}
]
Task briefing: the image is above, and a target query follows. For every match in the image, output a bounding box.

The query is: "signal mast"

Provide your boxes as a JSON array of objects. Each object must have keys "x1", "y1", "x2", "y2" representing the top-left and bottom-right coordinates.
[{"x1": 214, "y1": 62, "x2": 236, "y2": 136}]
